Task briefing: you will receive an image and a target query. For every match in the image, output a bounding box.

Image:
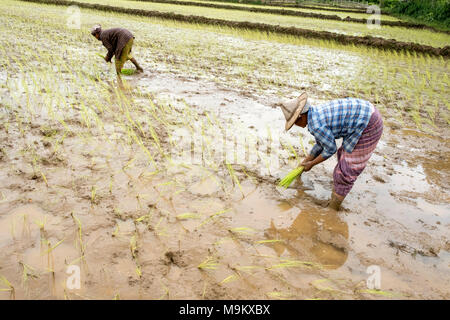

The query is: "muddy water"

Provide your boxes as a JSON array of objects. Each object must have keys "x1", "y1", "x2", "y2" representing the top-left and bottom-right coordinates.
[
  {"x1": 131, "y1": 70, "x2": 450, "y2": 298},
  {"x1": 0, "y1": 68, "x2": 448, "y2": 300},
  {"x1": 0, "y1": 1, "x2": 449, "y2": 299}
]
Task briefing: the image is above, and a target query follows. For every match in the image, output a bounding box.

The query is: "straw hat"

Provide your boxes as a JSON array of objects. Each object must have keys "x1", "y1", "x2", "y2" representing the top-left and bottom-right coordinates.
[{"x1": 279, "y1": 92, "x2": 309, "y2": 131}]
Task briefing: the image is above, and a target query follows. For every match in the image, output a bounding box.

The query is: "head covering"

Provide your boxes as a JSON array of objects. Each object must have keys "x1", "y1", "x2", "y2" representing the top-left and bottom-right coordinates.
[
  {"x1": 279, "y1": 92, "x2": 309, "y2": 131},
  {"x1": 91, "y1": 24, "x2": 102, "y2": 36}
]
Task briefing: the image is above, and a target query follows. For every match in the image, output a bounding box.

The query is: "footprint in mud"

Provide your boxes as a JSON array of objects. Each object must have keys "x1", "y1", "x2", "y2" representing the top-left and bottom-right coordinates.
[{"x1": 163, "y1": 250, "x2": 187, "y2": 267}]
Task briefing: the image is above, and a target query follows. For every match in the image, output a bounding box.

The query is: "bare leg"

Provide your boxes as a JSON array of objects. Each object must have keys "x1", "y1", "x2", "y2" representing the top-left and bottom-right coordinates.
[
  {"x1": 130, "y1": 57, "x2": 143, "y2": 73},
  {"x1": 327, "y1": 189, "x2": 345, "y2": 211}
]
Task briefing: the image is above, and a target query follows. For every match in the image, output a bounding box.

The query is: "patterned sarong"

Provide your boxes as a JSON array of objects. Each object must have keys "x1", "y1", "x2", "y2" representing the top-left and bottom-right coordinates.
[{"x1": 333, "y1": 107, "x2": 383, "y2": 197}]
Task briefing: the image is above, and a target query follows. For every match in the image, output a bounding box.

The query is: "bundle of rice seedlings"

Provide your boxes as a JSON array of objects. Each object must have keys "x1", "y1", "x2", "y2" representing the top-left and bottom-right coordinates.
[
  {"x1": 278, "y1": 166, "x2": 304, "y2": 189},
  {"x1": 121, "y1": 69, "x2": 136, "y2": 76}
]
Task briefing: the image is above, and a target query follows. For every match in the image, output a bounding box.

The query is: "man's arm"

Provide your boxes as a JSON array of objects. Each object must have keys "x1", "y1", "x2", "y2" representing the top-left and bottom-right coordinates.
[
  {"x1": 301, "y1": 154, "x2": 326, "y2": 172},
  {"x1": 104, "y1": 47, "x2": 114, "y2": 63},
  {"x1": 301, "y1": 126, "x2": 336, "y2": 171},
  {"x1": 101, "y1": 38, "x2": 114, "y2": 63}
]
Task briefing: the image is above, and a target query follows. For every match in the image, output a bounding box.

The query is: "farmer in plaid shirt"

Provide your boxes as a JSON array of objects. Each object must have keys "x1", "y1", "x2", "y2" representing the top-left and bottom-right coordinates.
[{"x1": 279, "y1": 93, "x2": 383, "y2": 210}]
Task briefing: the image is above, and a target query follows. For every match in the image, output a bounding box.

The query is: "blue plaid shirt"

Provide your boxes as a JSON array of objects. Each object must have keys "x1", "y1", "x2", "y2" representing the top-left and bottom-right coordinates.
[{"x1": 308, "y1": 98, "x2": 374, "y2": 159}]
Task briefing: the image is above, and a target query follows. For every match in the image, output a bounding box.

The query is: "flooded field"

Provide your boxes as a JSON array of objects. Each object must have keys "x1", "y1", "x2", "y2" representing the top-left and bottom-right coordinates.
[{"x1": 0, "y1": 0, "x2": 449, "y2": 300}]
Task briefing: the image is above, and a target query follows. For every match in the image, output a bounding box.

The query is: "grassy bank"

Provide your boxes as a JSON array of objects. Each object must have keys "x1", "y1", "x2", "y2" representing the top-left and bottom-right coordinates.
[{"x1": 382, "y1": 0, "x2": 450, "y2": 31}]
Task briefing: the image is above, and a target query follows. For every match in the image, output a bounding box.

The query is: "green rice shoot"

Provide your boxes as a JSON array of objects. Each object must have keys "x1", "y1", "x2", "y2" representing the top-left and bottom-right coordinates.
[
  {"x1": 278, "y1": 166, "x2": 304, "y2": 188},
  {"x1": 176, "y1": 212, "x2": 202, "y2": 220},
  {"x1": 121, "y1": 68, "x2": 136, "y2": 76}
]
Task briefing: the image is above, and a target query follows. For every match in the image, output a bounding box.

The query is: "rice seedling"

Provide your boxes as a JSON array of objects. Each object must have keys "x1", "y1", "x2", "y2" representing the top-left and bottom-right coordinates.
[
  {"x1": 0, "y1": 0, "x2": 447, "y2": 300},
  {"x1": 158, "y1": 281, "x2": 170, "y2": 300},
  {"x1": 197, "y1": 256, "x2": 219, "y2": 270},
  {"x1": 201, "y1": 282, "x2": 207, "y2": 299},
  {"x1": 255, "y1": 239, "x2": 284, "y2": 244},
  {"x1": 0, "y1": 191, "x2": 6, "y2": 204},
  {"x1": 41, "y1": 238, "x2": 65, "y2": 256},
  {"x1": 21, "y1": 214, "x2": 31, "y2": 238},
  {"x1": 233, "y1": 265, "x2": 264, "y2": 274},
  {"x1": 91, "y1": 185, "x2": 97, "y2": 205},
  {"x1": 34, "y1": 216, "x2": 47, "y2": 232},
  {"x1": 220, "y1": 273, "x2": 239, "y2": 284},
  {"x1": 130, "y1": 232, "x2": 143, "y2": 277},
  {"x1": 229, "y1": 227, "x2": 256, "y2": 235},
  {"x1": 176, "y1": 212, "x2": 202, "y2": 220},
  {"x1": 70, "y1": 212, "x2": 85, "y2": 255},
  {"x1": 359, "y1": 289, "x2": 401, "y2": 298},
  {"x1": 111, "y1": 224, "x2": 120, "y2": 238},
  {"x1": 135, "y1": 213, "x2": 152, "y2": 224},
  {"x1": 311, "y1": 279, "x2": 347, "y2": 295},
  {"x1": 267, "y1": 259, "x2": 323, "y2": 270},
  {"x1": 266, "y1": 291, "x2": 292, "y2": 300},
  {"x1": 278, "y1": 166, "x2": 304, "y2": 189},
  {"x1": 53, "y1": 0, "x2": 450, "y2": 48},
  {"x1": 0, "y1": 275, "x2": 15, "y2": 299},
  {"x1": 19, "y1": 261, "x2": 39, "y2": 287},
  {"x1": 121, "y1": 68, "x2": 136, "y2": 76},
  {"x1": 198, "y1": 208, "x2": 231, "y2": 227},
  {"x1": 226, "y1": 162, "x2": 244, "y2": 197}
]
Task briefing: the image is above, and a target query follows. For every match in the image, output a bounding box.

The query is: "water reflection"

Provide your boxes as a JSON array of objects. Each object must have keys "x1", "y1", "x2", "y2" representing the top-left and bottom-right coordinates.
[{"x1": 265, "y1": 205, "x2": 349, "y2": 269}]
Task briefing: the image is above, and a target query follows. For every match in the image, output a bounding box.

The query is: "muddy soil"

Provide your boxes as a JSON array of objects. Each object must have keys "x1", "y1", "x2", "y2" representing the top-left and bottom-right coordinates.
[
  {"x1": 0, "y1": 1, "x2": 449, "y2": 300},
  {"x1": 1, "y1": 66, "x2": 448, "y2": 299}
]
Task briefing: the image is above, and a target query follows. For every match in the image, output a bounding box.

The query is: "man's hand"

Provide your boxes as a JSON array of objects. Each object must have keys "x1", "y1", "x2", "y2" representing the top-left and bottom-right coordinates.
[
  {"x1": 301, "y1": 160, "x2": 314, "y2": 172},
  {"x1": 301, "y1": 154, "x2": 327, "y2": 172}
]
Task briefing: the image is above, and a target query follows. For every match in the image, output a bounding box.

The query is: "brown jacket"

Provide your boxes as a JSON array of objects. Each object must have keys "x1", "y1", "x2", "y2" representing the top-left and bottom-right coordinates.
[{"x1": 99, "y1": 28, "x2": 134, "y2": 62}]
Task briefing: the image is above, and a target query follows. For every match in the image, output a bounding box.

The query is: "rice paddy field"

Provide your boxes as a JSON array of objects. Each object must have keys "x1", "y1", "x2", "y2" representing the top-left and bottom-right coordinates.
[
  {"x1": 68, "y1": 0, "x2": 450, "y2": 47},
  {"x1": 143, "y1": 0, "x2": 404, "y2": 21},
  {"x1": 0, "y1": 0, "x2": 449, "y2": 300}
]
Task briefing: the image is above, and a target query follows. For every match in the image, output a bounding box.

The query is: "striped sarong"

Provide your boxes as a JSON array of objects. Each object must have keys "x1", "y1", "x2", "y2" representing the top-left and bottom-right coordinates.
[{"x1": 333, "y1": 107, "x2": 383, "y2": 197}]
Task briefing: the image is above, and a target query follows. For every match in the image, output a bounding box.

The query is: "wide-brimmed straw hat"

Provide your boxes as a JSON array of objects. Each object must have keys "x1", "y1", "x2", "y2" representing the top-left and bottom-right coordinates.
[{"x1": 279, "y1": 92, "x2": 309, "y2": 131}]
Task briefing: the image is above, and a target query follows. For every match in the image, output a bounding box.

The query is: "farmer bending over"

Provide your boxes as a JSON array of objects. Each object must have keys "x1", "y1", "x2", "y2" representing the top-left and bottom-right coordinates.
[
  {"x1": 280, "y1": 93, "x2": 383, "y2": 210},
  {"x1": 91, "y1": 25, "x2": 143, "y2": 88}
]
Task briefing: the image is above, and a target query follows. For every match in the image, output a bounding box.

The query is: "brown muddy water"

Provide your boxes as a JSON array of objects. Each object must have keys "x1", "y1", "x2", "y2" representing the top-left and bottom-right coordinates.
[
  {"x1": 1, "y1": 68, "x2": 448, "y2": 299},
  {"x1": 0, "y1": 1, "x2": 449, "y2": 300}
]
